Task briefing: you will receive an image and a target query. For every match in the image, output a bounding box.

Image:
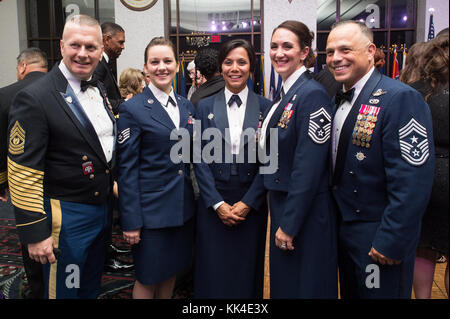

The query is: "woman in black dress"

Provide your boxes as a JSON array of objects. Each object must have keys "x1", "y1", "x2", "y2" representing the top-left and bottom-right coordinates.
[{"x1": 410, "y1": 33, "x2": 449, "y2": 298}]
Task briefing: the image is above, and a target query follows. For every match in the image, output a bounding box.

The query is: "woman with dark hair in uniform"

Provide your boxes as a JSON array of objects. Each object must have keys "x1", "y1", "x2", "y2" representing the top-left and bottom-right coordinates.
[
  {"x1": 259, "y1": 20, "x2": 337, "y2": 298},
  {"x1": 194, "y1": 39, "x2": 271, "y2": 298}
]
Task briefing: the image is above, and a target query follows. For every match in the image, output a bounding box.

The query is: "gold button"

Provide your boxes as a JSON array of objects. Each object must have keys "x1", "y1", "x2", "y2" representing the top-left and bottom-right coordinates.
[
  {"x1": 94, "y1": 192, "x2": 100, "y2": 197},
  {"x1": 105, "y1": 169, "x2": 110, "y2": 174},
  {"x1": 90, "y1": 174, "x2": 94, "y2": 180},
  {"x1": 82, "y1": 155, "x2": 88, "y2": 161}
]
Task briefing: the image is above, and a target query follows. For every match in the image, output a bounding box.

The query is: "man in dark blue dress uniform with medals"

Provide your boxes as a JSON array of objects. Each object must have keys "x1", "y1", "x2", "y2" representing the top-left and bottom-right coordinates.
[{"x1": 326, "y1": 20, "x2": 435, "y2": 298}]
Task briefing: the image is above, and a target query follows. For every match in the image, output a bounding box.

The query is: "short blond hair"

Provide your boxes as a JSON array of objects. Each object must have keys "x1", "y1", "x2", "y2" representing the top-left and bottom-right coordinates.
[
  {"x1": 119, "y1": 68, "x2": 144, "y2": 98},
  {"x1": 62, "y1": 14, "x2": 102, "y2": 41}
]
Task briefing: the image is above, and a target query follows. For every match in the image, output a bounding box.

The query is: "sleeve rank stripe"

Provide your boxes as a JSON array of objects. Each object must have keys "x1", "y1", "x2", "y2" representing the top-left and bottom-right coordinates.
[
  {"x1": 0, "y1": 171, "x2": 6, "y2": 184},
  {"x1": 8, "y1": 187, "x2": 44, "y2": 204},
  {"x1": 11, "y1": 197, "x2": 45, "y2": 214},
  {"x1": 7, "y1": 177, "x2": 44, "y2": 195},
  {"x1": 10, "y1": 121, "x2": 25, "y2": 135},
  {"x1": 8, "y1": 158, "x2": 44, "y2": 177},
  {"x1": 8, "y1": 168, "x2": 44, "y2": 185},
  {"x1": 16, "y1": 216, "x2": 48, "y2": 227}
]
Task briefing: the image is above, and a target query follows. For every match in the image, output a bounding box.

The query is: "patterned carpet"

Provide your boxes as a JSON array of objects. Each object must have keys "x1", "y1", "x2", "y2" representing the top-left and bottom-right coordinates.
[{"x1": 0, "y1": 218, "x2": 193, "y2": 299}]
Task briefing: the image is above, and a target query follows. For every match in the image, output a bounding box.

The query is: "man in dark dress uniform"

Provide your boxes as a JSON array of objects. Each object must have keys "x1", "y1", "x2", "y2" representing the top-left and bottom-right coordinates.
[
  {"x1": 0, "y1": 47, "x2": 48, "y2": 298},
  {"x1": 93, "y1": 22, "x2": 125, "y2": 116},
  {"x1": 326, "y1": 20, "x2": 435, "y2": 298},
  {"x1": 7, "y1": 15, "x2": 116, "y2": 299}
]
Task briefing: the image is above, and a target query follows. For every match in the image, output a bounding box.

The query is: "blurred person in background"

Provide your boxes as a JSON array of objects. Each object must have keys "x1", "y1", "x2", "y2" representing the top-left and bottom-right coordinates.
[
  {"x1": 409, "y1": 33, "x2": 449, "y2": 299},
  {"x1": 119, "y1": 68, "x2": 144, "y2": 101}
]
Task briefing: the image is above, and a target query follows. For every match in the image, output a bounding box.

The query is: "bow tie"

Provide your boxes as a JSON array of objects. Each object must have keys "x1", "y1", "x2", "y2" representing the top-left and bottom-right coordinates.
[
  {"x1": 228, "y1": 94, "x2": 242, "y2": 107},
  {"x1": 166, "y1": 96, "x2": 176, "y2": 107},
  {"x1": 80, "y1": 79, "x2": 98, "y2": 92},
  {"x1": 335, "y1": 88, "x2": 355, "y2": 105}
]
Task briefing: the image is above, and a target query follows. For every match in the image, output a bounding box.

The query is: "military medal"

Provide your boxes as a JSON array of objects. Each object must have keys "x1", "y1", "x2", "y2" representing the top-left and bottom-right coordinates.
[
  {"x1": 256, "y1": 111, "x2": 263, "y2": 142},
  {"x1": 187, "y1": 114, "x2": 195, "y2": 125},
  {"x1": 278, "y1": 101, "x2": 294, "y2": 129},
  {"x1": 82, "y1": 161, "x2": 94, "y2": 175},
  {"x1": 355, "y1": 151, "x2": 366, "y2": 161},
  {"x1": 351, "y1": 104, "x2": 380, "y2": 150}
]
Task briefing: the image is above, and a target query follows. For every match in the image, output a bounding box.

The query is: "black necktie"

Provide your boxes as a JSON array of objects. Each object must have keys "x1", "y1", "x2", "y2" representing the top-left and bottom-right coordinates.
[
  {"x1": 273, "y1": 87, "x2": 285, "y2": 104},
  {"x1": 166, "y1": 96, "x2": 176, "y2": 107},
  {"x1": 335, "y1": 88, "x2": 355, "y2": 105},
  {"x1": 228, "y1": 94, "x2": 242, "y2": 107},
  {"x1": 80, "y1": 79, "x2": 98, "y2": 92}
]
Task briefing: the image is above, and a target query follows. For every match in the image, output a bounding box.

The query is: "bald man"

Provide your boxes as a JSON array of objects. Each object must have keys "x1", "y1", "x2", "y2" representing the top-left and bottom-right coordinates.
[
  {"x1": 7, "y1": 15, "x2": 116, "y2": 298},
  {"x1": 326, "y1": 20, "x2": 435, "y2": 298}
]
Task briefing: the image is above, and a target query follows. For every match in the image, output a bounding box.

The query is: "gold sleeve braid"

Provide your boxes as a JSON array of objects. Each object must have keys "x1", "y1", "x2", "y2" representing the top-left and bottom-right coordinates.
[
  {"x1": 0, "y1": 171, "x2": 6, "y2": 185},
  {"x1": 7, "y1": 157, "x2": 45, "y2": 219}
]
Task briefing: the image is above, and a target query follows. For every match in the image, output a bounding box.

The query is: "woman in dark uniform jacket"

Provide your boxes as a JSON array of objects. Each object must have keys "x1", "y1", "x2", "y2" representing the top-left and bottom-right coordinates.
[
  {"x1": 194, "y1": 39, "x2": 271, "y2": 298},
  {"x1": 259, "y1": 20, "x2": 337, "y2": 298},
  {"x1": 117, "y1": 37, "x2": 195, "y2": 299}
]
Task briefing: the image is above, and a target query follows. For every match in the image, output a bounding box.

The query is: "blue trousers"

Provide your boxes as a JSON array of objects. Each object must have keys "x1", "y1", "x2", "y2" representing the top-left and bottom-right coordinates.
[
  {"x1": 42, "y1": 198, "x2": 110, "y2": 299},
  {"x1": 338, "y1": 220, "x2": 416, "y2": 299}
]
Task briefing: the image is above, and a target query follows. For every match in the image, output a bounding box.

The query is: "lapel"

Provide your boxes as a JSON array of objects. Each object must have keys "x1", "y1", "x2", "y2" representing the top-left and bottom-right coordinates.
[
  {"x1": 212, "y1": 89, "x2": 231, "y2": 145},
  {"x1": 102, "y1": 57, "x2": 117, "y2": 84},
  {"x1": 332, "y1": 69, "x2": 382, "y2": 185},
  {"x1": 50, "y1": 64, "x2": 108, "y2": 164},
  {"x1": 176, "y1": 94, "x2": 190, "y2": 129},
  {"x1": 243, "y1": 90, "x2": 260, "y2": 131},
  {"x1": 97, "y1": 82, "x2": 117, "y2": 150},
  {"x1": 265, "y1": 71, "x2": 309, "y2": 132},
  {"x1": 242, "y1": 90, "x2": 260, "y2": 146},
  {"x1": 142, "y1": 86, "x2": 177, "y2": 131}
]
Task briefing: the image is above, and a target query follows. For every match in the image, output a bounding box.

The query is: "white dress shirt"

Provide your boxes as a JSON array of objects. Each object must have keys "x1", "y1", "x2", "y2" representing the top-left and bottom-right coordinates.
[
  {"x1": 59, "y1": 61, "x2": 114, "y2": 163},
  {"x1": 225, "y1": 86, "x2": 248, "y2": 155},
  {"x1": 149, "y1": 82, "x2": 180, "y2": 129},
  {"x1": 102, "y1": 52, "x2": 109, "y2": 64},
  {"x1": 332, "y1": 67, "x2": 375, "y2": 170},
  {"x1": 259, "y1": 66, "x2": 307, "y2": 149},
  {"x1": 213, "y1": 86, "x2": 249, "y2": 211}
]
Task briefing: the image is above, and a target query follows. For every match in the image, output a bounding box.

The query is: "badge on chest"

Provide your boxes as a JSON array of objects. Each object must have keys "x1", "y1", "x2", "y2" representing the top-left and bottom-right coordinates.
[{"x1": 352, "y1": 104, "x2": 380, "y2": 149}]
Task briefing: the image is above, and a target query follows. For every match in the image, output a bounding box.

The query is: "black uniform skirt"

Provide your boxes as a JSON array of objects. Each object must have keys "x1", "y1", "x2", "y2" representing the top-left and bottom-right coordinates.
[
  {"x1": 132, "y1": 217, "x2": 195, "y2": 285},
  {"x1": 194, "y1": 175, "x2": 268, "y2": 298}
]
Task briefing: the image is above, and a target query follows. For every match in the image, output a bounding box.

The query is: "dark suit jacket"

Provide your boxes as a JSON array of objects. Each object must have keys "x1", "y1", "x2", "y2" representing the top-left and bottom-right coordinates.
[
  {"x1": 331, "y1": 69, "x2": 435, "y2": 261},
  {"x1": 117, "y1": 86, "x2": 195, "y2": 231},
  {"x1": 260, "y1": 71, "x2": 334, "y2": 238},
  {"x1": 194, "y1": 89, "x2": 271, "y2": 211},
  {"x1": 0, "y1": 72, "x2": 46, "y2": 190},
  {"x1": 93, "y1": 56, "x2": 123, "y2": 115},
  {"x1": 190, "y1": 75, "x2": 225, "y2": 108},
  {"x1": 7, "y1": 63, "x2": 116, "y2": 244},
  {"x1": 314, "y1": 66, "x2": 342, "y2": 99}
]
